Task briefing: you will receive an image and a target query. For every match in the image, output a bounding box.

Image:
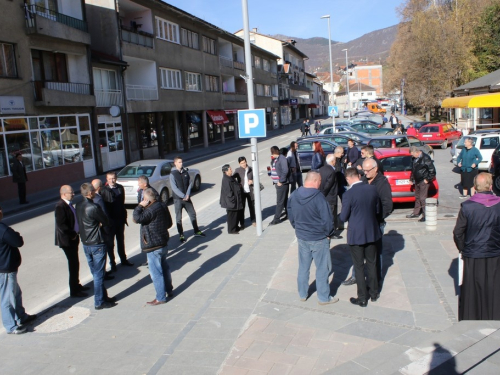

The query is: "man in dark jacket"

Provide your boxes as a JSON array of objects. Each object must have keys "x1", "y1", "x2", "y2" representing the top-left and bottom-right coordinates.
[
  {"x1": 0, "y1": 205, "x2": 36, "y2": 334},
  {"x1": 11, "y1": 153, "x2": 28, "y2": 204},
  {"x1": 101, "y1": 171, "x2": 133, "y2": 267},
  {"x1": 287, "y1": 171, "x2": 338, "y2": 305},
  {"x1": 137, "y1": 175, "x2": 158, "y2": 203},
  {"x1": 76, "y1": 183, "x2": 116, "y2": 310},
  {"x1": 220, "y1": 164, "x2": 244, "y2": 234},
  {"x1": 453, "y1": 173, "x2": 500, "y2": 320},
  {"x1": 92, "y1": 179, "x2": 115, "y2": 276},
  {"x1": 133, "y1": 188, "x2": 174, "y2": 306},
  {"x1": 55, "y1": 185, "x2": 88, "y2": 298},
  {"x1": 344, "y1": 139, "x2": 359, "y2": 168},
  {"x1": 170, "y1": 157, "x2": 205, "y2": 243},
  {"x1": 269, "y1": 146, "x2": 290, "y2": 225},
  {"x1": 319, "y1": 154, "x2": 342, "y2": 240},
  {"x1": 353, "y1": 146, "x2": 384, "y2": 176},
  {"x1": 340, "y1": 168, "x2": 381, "y2": 307},
  {"x1": 234, "y1": 157, "x2": 256, "y2": 227},
  {"x1": 406, "y1": 146, "x2": 437, "y2": 222}
]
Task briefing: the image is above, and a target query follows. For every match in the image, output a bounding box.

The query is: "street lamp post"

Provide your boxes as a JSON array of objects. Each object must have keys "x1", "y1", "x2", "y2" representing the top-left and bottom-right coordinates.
[
  {"x1": 342, "y1": 48, "x2": 351, "y2": 120},
  {"x1": 320, "y1": 15, "x2": 335, "y2": 132}
]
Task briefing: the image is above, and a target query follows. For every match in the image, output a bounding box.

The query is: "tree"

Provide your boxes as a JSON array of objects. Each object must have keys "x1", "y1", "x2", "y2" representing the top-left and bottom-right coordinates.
[{"x1": 472, "y1": 2, "x2": 500, "y2": 78}]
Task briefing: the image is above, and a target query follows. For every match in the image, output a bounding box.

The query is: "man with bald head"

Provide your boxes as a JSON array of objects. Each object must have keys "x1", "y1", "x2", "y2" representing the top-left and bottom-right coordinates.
[{"x1": 55, "y1": 185, "x2": 88, "y2": 297}]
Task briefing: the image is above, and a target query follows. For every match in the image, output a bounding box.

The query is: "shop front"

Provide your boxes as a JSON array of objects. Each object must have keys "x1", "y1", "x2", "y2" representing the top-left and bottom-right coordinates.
[{"x1": 98, "y1": 115, "x2": 126, "y2": 171}]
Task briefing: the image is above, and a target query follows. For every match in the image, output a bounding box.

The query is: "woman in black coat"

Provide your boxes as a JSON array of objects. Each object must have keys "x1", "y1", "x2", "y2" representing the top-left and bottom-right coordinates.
[
  {"x1": 234, "y1": 157, "x2": 256, "y2": 227},
  {"x1": 220, "y1": 164, "x2": 243, "y2": 234}
]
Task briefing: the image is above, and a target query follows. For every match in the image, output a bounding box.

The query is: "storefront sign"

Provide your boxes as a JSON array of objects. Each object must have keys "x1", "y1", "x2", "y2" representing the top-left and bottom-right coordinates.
[
  {"x1": 0, "y1": 96, "x2": 26, "y2": 114},
  {"x1": 290, "y1": 99, "x2": 298, "y2": 105}
]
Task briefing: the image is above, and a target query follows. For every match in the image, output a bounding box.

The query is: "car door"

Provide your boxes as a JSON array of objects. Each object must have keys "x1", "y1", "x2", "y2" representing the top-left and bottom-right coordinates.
[
  {"x1": 157, "y1": 162, "x2": 173, "y2": 197},
  {"x1": 479, "y1": 136, "x2": 500, "y2": 170},
  {"x1": 297, "y1": 141, "x2": 314, "y2": 170}
]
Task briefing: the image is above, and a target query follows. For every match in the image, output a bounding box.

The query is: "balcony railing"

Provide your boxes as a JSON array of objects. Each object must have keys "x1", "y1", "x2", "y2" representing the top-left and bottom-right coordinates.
[
  {"x1": 223, "y1": 91, "x2": 247, "y2": 102},
  {"x1": 219, "y1": 56, "x2": 233, "y2": 68},
  {"x1": 24, "y1": 4, "x2": 88, "y2": 32},
  {"x1": 126, "y1": 85, "x2": 158, "y2": 101},
  {"x1": 121, "y1": 26, "x2": 154, "y2": 48},
  {"x1": 95, "y1": 89, "x2": 123, "y2": 107},
  {"x1": 33, "y1": 81, "x2": 91, "y2": 101},
  {"x1": 234, "y1": 61, "x2": 245, "y2": 71}
]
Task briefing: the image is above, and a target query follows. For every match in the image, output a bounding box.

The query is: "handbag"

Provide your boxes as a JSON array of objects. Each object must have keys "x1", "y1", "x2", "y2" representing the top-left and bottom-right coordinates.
[{"x1": 260, "y1": 183, "x2": 264, "y2": 191}]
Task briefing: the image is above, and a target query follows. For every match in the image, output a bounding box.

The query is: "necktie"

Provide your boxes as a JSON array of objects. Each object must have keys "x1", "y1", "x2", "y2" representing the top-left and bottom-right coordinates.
[{"x1": 69, "y1": 203, "x2": 79, "y2": 233}]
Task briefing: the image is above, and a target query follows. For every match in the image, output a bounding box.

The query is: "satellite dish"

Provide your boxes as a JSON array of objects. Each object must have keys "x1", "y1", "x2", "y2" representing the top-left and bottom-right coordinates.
[{"x1": 109, "y1": 106, "x2": 121, "y2": 117}]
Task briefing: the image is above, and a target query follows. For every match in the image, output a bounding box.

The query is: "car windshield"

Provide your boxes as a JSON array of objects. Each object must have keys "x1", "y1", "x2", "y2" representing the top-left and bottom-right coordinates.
[
  {"x1": 420, "y1": 126, "x2": 439, "y2": 133},
  {"x1": 380, "y1": 156, "x2": 413, "y2": 172},
  {"x1": 369, "y1": 139, "x2": 392, "y2": 148},
  {"x1": 118, "y1": 165, "x2": 156, "y2": 178},
  {"x1": 456, "y1": 136, "x2": 477, "y2": 149}
]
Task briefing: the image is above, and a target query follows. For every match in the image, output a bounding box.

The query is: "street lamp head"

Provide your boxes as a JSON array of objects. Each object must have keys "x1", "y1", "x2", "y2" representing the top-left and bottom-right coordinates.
[
  {"x1": 320, "y1": 15, "x2": 330, "y2": 19},
  {"x1": 342, "y1": 48, "x2": 348, "y2": 52}
]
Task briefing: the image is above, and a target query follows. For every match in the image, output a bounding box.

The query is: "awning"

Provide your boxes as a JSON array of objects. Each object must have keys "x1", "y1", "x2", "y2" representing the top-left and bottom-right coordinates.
[
  {"x1": 441, "y1": 92, "x2": 500, "y2": 108},
  {"x1": 308, "y1": 104, "x2": 319, "y2": 108},
  {"x1": 207, "y1": 110, "x2": 229, "y2": 125}
]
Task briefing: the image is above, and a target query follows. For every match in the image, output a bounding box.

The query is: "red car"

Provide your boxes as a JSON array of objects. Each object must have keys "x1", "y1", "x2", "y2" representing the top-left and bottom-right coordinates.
[
  {"x1": 375, "y1": 148, "x2": 439, "y2": 203},
  {"x1": 417, "y1": 123, "x2": 461, "y2": 149}
]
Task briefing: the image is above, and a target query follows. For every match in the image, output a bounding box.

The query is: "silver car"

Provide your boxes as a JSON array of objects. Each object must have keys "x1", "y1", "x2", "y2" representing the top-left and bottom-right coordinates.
[{"x1": 116, "y1": 159, "x2": 202, "y2": 204}]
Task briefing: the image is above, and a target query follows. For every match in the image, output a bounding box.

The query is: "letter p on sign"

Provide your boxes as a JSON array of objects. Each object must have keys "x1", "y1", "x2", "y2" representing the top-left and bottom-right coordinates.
[{"x1": 238, "y1": 109, "x2": 266, "y2": 138}]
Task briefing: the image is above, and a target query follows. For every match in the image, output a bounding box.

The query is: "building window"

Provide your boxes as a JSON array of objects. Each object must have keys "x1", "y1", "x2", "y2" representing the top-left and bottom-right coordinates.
[
  {"x1": 185, "y1": 72, "x2": 202, "y2": 91},
  {"x1": 181, "y1": 28, "x2": 199, "y2": 49},
  {"x1": 205, "y1": 75, "x2": 219, "y2": 92},
  {"x1": 202, "y1": 36, "x2": 216, "y2": 55},
  {"x1": 0, "y1": 43, "x2": 17, "y2": 78},
  {"x1": 367, "y1": 92, "x2": 373, "y2": 96},
  {"x1": 254, "y1": 56, "x2": 261, "y2": 69},
  {"x1": 263, "y1": 59, "x2": 270, "y2": 71},
  {"x1": 256, "y1": 84, "x2": 264, "y2": 96},
  {"x1": 156, "y1": 17, "x2": 179, "y2": 44},
  {"x1": 160, "y1": 68, "x2": 182, "y2": 90},
  {"x1": 93, "y1": 68, "x2": 118, "y2": 91},
  {"x1": 264, "y1": 85, "x2": 271, "y2": 96}
]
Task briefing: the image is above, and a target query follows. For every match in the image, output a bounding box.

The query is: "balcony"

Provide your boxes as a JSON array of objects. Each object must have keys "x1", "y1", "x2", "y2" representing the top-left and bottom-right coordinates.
[
  {"x1": 223, "y1": 91, "x2": 247, "y2": 102},
  {"x1": 24, "y1": 5, "x2": 90, "y2": 45},
  {"x1": 33, "y1": 81, "x2": 95, "y2": 107},
  {"x1": 121, "y1": 26, "x2": 154, "y2": 48},
  {"x1": 126, "y1": 85, "x2": 158, "y2": 101},
  {"x1": 95, "y1": 89, "x2": 123, "y2": 107},
  {"x1": 234, "y1": 61, "x2": 245, "y2": 71}
]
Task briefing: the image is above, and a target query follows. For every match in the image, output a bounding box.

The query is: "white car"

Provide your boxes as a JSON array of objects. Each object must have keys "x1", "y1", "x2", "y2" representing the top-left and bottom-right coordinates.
[
  {"x1": 452, "y1": 131, "x2": 500, "y2": 171},
  {"x1": 116, "y1": 159, "x2": 202, "y2": 204}
]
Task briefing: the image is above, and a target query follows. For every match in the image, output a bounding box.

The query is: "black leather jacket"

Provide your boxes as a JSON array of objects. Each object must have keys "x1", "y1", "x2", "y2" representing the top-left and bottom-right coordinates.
[
  {"x1": 411, "y1": 152, "x2": 436, "y2": 183},
  {"x1": 76, "y1": 197, "x2": 109, "y2": 245}
]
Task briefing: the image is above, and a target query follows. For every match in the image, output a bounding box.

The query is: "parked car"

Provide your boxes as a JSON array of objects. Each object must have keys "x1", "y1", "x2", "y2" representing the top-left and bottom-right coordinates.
[
  {"x1": 490, "y1": 143, "x2": 500, "y2": 191},
  {"x1": 416, "y1": 123, "x2": 462, "y2": 149},
  {"x1": 336, "y1": 131, "x2": 373, "y2": 144},
  {"x1": 320, "y1": 125, "x2": 361, "y2": 134},
  {"x1": 352, "y1": 114, "x2": 385, "y2": 125},
  {"x1": 297, "y1": 134, "x2": 367, "y2": 147},
  {"x1": 413, "y1": 121, "x2": 432, "y2": 131},
  {"x1": 116, "y1": 160, "x2": 202, "y2": 204},
  {"x1": 368, "y1": 135, "x2": 434, "y2": 159},
  {"x1": 350, "y1": 122, "x2": 393, "y2": 135},
  {"x1": 375, "y1": 148, "x2": 439, "y2": 203},
  {"x1": 452, "y1": 131, "x2": 500, "y2": 171},
  {"x1": 295, "y1": 139, "x2": 339, "y2": 171}
]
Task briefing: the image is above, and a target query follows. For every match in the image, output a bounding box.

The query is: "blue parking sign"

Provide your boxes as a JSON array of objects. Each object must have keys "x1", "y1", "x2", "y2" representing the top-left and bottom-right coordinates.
[
  {"x1": 328, "y1": 106, "x2": 338, "y2": 117},
  {"x1": 238, "y1": 109, "x2": 266, "y2": 138}
]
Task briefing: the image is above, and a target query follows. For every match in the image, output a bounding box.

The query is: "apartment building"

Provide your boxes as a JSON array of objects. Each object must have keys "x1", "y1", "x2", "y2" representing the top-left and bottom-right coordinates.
[
  {"x1": 340, "y1": 62, "x2": 383, "y2": 96},
  {"x1": 0, "y1": 0, "x2": 96, "y2": 200}
]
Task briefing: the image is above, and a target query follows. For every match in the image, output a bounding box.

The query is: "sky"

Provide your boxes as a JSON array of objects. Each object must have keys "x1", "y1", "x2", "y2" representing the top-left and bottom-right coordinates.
[{"x1": 164, "y1": 0, "x2": 404, "y2": 42}]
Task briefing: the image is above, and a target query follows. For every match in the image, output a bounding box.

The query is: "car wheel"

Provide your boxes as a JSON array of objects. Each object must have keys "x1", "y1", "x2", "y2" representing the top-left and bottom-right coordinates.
[
  {"x1": 72, "y1": 153, "x2": 81, "y2": 162},
  {"x1": 441, "y1": 140, "x2": 448, "y2": 149},
  {"x1": 494, "y1": 175, "x2": 500, "y2": 192},
  {"x1": 192, "y1": 175, "x2": 201, "y2": 191},
  {"x1": 160, "y1": 188, "x2": 169, "y2": 203}
]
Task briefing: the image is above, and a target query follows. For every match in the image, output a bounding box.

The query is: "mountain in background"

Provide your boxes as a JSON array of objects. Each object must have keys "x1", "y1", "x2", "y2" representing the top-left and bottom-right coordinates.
[{"x1": 271, "y1": 24, "x2": 398, "y2": 73}]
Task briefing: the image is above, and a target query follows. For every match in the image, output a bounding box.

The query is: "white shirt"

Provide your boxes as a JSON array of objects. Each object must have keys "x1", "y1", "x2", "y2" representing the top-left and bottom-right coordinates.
[{"x1": 243, "y1": 168, "x2": 250, "y2": 193}]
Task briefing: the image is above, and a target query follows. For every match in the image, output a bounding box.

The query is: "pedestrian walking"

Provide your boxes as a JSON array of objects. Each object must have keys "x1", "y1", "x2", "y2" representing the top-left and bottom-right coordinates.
[
  {"x1": 234, "y1": 157, "x2": 256, "y2": 227},
  {"x1": 220, "y1": 164, "x2": 244, "y2": 234},
  {"x1": 319, "y1": 154, "x2": 342, "y2": 240},
  {"x1": 406, "y1": 146, "x2": 436, "y2": 222},
  {"x1": 133, "y1": 188, "x2": 174, "y2": 306},
  {"x1": 300, "y1": 121, "x2": 306, "y2": 137},
  {"x1": 55, "y1": 185, "x2": 88, "y2": 298},
  {"x1": 340, "y1": 168, "x2": 381, "y2": 307},
  {"x1": 311, "y1": 141, "x2": 325, "y2": 171},
  {"x1": 287, "y1": 171, "x2": 339, "y2": 305},
  {"x1": 389, "y1": 113, "x2": 398, "y2": 129},
  {"x1": 269, "y1": 146, "x2": 290, "y2": 225},
  {"x1": 304, "y1": 121, "x2": 310, "y2": 137},
  {"x1": 11, "y1": 153, "x2": 28, "y2": 205},
  {"x1": 0, "y1": 205, "x2": 37, "y2": 334},
  {"x1": 170, "y1": 156, "x2": 206, "y2": 242},
  {"x1": 314, "y1": 120, "x2": 321, "y2": 134},
  {"x1": 287, "y1": 141, "x2": 303, "y2": 192},
  {"x1": 76, "y1": 183, "x2": 117, "y2": 310},
  {"x1": 453, "y1": 173, "x2": 500, "y2": 321},
  {"x1": 457, "y1": 137, "x2": 482, "y2": 198}
]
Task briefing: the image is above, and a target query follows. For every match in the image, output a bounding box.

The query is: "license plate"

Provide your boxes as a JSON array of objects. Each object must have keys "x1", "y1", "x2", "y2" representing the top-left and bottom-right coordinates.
[
  {"x1": 124, "y1": 186, "x2": 134, "y2": 192},
  {"x1": 396, "y1": 179, "x2": 411, "y2": 185},
  {"x1": 423, "y1": 135, "x2": 432, "y2": 137}
]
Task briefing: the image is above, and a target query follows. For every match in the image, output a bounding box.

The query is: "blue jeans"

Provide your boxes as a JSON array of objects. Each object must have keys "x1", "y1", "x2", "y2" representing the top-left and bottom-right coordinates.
[
  {"x1": 297, "y1": 238, "x2": 332, "y2": 302},
  {"x1": 0, "y1": 272, "x2": 28, "y2": 333},
  {"x1": 83, "y1": 244, "x2": 107, "y2": 307},
  {"x1": 147, "y1": 246, "x2": 173, "y2": 302}
]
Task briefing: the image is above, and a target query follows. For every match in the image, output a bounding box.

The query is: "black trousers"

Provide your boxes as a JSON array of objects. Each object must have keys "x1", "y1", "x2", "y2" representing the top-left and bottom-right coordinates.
[
  {"x1": 240, "y1": 192, "x2": 255, "y2": 226},
  {"x1": 226, "y1": 210, "x2": 240, "y2": 233},
  {"x1": 274, "y1": 183, "x2": 289, "y2": 221},
  {"x1": 174, "y1": 198, "x2": 200, "y2": 235},
  {"x1": 61, "y1": 245, "x2": 80, "y2": 295},
  {"x1": 109, "y1": 221, "x2": 127, "y2": 263},
  {"x1": 413, "y1": 181, "x2": 429, "y2": 217},
  {"x1": 350, "y1": 242, "x2": 379, "y2": 301},
  {"x1": 327, "y1": 201, "x2": 339, "y2": 231},
  {"x1": 17, "y1": 182, "x2": 27, "y2": 204}
]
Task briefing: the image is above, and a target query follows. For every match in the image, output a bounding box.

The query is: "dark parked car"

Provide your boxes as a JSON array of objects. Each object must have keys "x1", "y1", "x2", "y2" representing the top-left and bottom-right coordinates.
[
  {"x1": 297, "y1": 134, "x2": 367, "y2": 147},
  {"x1": 350, "y1": 123, "x2": 393, "y2": 135},
  {"x1": 368, "y1": 135, "x2": 434, "y2": 159},
  {"x1": 295, "y1": 139, "x2": 339, "y2": 171}
]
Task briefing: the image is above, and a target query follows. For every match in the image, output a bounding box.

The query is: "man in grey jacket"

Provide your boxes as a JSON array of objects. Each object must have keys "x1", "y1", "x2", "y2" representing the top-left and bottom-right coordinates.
[{"x1": 270, "y1": 146, "x2": 290, "y2": 225}]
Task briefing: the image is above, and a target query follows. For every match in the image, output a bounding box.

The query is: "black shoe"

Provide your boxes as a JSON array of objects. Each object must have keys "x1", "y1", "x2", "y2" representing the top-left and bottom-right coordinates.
[
  {"x1": 104, "y1": 274, "x2": 115, "y2": 281},
  {"x1": 179, "y1": 235, "x2": 186, "y2": 243},
  {"x1": 238, "y1": 226, "x2": 245, "y2": 231},
  {"x1": 350, "y1": 297, "x2": 368, "y2": 307},
  {"x1": 371, "y1": 294, "x2": 380, "y2": 302},
  {"x1": 79, "y1": 285, "x2": 90, "y2": 291},
  {"x1": 8, "y1": 326, "x2": 27, "y2": 334},
  {"x1": 342, "y1": 277, "x2": 357, "y2": 286},
  {"x1": 95, "y1": 301, "x2": 116, "y2": 310},
  {"x1": 167, "y1": 292, "x2": 174, "y2": 298},
  {"x1": 110, "y1": 265, "x2": 117, "y2": 273},
  {"x1": 106, "y1": 296, "x2": 117, "y2": 303},
  {"x1": 70, "y1": 292, "x2": 88, "y2": 298},
  {"x1": 121, "y1": 260, "x2": 134, "y2": 267},
  {"x1": 269, "y1": 219, "x2": 281, "y2": 225},
  {"x1": 406, "y1": 214, "x2": 419, "y2": 219},
  {"x1": 332, "y1": 235, "x2": 343, "y2": 240},
  {"x1": 20, "y1": 314, "x2": 37, "y2": 325},
  {"x1": 194, "y1": 231, "x2": 206, "y2": 237},
  {"x1": 418, "y1": 217, "x2": 426, "y2": 222}
]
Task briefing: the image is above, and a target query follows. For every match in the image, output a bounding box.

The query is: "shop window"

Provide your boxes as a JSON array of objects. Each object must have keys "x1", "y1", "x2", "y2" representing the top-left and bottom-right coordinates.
[
  {"x1": 80, "y1": 134, "x2": 93, "y2": 160},
  {"x1": 60, "y1": 116, "x2": 76, "y2": 128},
  {"x1": 138, "y1": 113, "x2": 157, "y2": 149},
  {"x1": 6, "y1": 131, "x2": 33, "y2": 172}
]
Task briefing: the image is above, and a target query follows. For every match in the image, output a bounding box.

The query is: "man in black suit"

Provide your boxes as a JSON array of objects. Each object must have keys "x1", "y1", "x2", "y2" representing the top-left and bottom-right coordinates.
[
  {"x1": 319, "y1": 154, "x2": 341, "y2": 240},
  {"x1": 92, "y1": 179, "x2": 115, "y2": 277},
  {"x1": 55, "y1": 185, "x2": 88, "y2": 297},
  {"x1": 340, "y1": 168, "x2": 381, "y2": 307},
  {"x1": 101, "y1": 172, "x2": 133, "y2": 268},
  {"x1": 11, "y1": 153, "x2": 28, "y2": 204}
]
